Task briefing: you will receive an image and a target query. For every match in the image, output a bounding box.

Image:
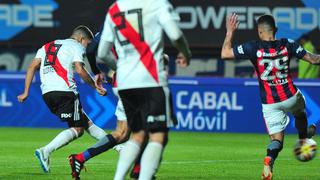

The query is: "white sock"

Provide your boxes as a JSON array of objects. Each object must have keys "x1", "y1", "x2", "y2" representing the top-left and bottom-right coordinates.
[
  {"x1": 139, "y1": 142, "x2": 163, "y2": 180},
  {"x1": 86, "y1": 123, "x2": 106, "y2": 140},
  {"x1": 43, "y1": 128, "x2": 78, "y2": 157},
  {"x1": 114, "y1": 140, "x2": 141, "y2": 180}
]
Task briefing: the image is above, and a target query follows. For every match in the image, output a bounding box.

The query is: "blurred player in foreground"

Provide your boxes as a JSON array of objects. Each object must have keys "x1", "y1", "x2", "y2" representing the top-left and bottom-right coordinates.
[
  {"x1": 97, "y1": 0, "x2": 191, "y2": 179},
  {"x1": 221, "y1": 14, "x2": 320, "y2": 180},
  {"x1": 17, "y1": 26, "x2": 108, "y2": 173},
  {"x1": 69, "y1": 27, "x2": 172, "y2": 179}
]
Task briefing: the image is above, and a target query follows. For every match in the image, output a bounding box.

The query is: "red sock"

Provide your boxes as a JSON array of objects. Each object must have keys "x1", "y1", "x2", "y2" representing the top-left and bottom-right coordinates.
[{"x1": 75, "y1": 153, "x2": 85, "y2": 163}]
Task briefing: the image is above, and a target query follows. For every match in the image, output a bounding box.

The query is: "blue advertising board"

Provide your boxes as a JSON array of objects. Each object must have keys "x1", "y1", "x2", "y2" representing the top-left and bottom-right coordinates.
[{"x1": 0, "y1": 72, "x2": 319, "y2": 134}]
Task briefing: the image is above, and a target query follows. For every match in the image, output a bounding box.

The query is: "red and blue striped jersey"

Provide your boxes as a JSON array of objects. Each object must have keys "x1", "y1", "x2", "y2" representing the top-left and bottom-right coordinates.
[{"x1": 233, "y1": 38, "x2": 307, "y2": 104}]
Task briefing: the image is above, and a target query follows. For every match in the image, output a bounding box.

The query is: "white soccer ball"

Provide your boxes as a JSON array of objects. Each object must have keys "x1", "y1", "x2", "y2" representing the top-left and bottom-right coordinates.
[{"x1": 294, "y1": 138, "x2": 317, "y2": 162}]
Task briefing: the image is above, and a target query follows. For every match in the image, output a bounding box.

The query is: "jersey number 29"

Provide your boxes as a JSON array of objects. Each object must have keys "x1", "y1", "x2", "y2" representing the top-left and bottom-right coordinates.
[{"x1": 259, "y1": 56, "x2": 289, "y2": 81}]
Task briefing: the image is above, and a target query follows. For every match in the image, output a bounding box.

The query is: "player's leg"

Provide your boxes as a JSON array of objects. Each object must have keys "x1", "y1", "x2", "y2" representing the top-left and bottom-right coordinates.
[
  {"x1": 261, "y1": 102, "x2": 288, "y2": 180},
  {"x1": 114, "y1": 89, "x2": 146, "y2": 180},
  {"x1": 289, "y1": 91, "x2": 308, "y2": 140},
  {"x1": 139, "y1": 87, "x2": 171, "y2": 180},
  {"x1": 36, "y1": 92, "x2": 85, "y2": 173},
  {"x1": 113, "y1": 99, "x2": 130, "y2": 152},
  {"x1": 130, "y1": 132, "x2": 169, "y2": 179},
  {"x1": 287, "y1": 90, "x2": 316, "y2": 139},
  {"x1": 114, "y1": 131, "x2": 146, "y2": 180},
  {"x1": 307, "y1": 124, "x2": 317, "y2": 138},
  {"x1": 85, "y1": 111, "x2": 107, "y2": 140},
  {"x1": 72, "y1": 120, "x2": 129, "y2": 163}
]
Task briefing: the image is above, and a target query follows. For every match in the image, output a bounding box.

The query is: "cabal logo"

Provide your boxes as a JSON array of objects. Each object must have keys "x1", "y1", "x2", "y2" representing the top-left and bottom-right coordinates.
[{"x1": 0, "y1": 0, "x2": 58, "y2": 40}]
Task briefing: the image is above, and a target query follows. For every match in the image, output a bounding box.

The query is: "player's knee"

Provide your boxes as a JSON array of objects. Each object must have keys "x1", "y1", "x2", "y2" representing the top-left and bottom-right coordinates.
[
  {"x1": 73, "y1": 127, "x2": 84, "y2": 137},
  {"x1": 131, "y1": 131, "x2": 146, "y2": 144},
  {"x1": 149, "y1": 132, "x2": 166, "y2": 145}
]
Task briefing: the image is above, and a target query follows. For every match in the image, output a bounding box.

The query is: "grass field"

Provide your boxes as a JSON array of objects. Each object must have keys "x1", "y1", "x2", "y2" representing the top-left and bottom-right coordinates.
[{"x1": 0, "y1": 128, "x2": 319, "y2": 180}]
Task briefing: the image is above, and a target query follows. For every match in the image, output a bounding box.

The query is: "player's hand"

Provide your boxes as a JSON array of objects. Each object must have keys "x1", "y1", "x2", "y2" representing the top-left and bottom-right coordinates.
[
  {"x1": 96, "y1": 87, "x2": 107, "y2": 96},
  {"x1": 176, "y1": 52, "x2": 190, "y2": 68},
  {"x1": 94, "y1": 73, "x2": 106, "y2": 89},
  {"x1": 226, "y1": 13, "x2": 239, "y2": 33},
  {"x1": 17, "y1": 92, "x2": 28, "y2": 103},
  {"x1": 163, "y1": 53, "x2": 169, "y2": 65}
]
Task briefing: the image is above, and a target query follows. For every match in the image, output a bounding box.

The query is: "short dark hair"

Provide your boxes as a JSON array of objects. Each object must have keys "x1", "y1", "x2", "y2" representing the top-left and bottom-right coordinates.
[
  {"x1": 72, "y1": 25, "x2": 94, "y2": 40},
  {"x1": 257, "y1": 14, "x2": 277, "y2": 35}
]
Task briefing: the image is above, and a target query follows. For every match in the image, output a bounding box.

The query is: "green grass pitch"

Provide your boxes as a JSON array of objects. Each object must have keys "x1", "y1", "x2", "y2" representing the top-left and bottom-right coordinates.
[{"x1": 0, "y1": 128, "x2": 319, "y2": 180}]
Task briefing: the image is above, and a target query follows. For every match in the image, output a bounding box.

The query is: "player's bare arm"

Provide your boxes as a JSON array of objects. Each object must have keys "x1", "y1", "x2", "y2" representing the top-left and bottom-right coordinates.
[
  {"x1": 74, "y1": 62, "x2": 106, "y2": 96},
  {"x1": 97, "y1": 40, "x2": 117, "y2": 71},
  {"x1": 221, "y1": 13, "x2": 239, "y2": 60},
  {"x1": 302, "y1": 52, "x2": 320, "y2": 65},
  {"x1": 17, "y1": 58, "x2": 41, "y2": 103}
]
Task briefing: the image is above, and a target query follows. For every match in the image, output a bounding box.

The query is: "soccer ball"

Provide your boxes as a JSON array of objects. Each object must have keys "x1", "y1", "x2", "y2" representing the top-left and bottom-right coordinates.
[{"x1": 294, "y1": 139, "x2": 317, "y2": 162}]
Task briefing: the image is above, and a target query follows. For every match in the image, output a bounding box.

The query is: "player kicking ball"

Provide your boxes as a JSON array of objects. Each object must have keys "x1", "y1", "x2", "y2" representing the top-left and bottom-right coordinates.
[
  {"x1": 221, "y1": 14, "x2": 320, "y2": 180},
  {"x1": 68, "y1": 31, "x2": 171, "y2": 179},
  {"x1": 17, "y1": 26, "x2": 109, "y2": 173}
]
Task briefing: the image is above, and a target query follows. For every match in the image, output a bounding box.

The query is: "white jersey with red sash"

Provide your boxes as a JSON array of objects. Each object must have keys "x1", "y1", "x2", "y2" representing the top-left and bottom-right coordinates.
[
  {"x1": 36, "y1": 39, "x2": 86, "y2": 94},
  {"x1": 100, "y1": 0, "x2": 179, "y2": 90}
]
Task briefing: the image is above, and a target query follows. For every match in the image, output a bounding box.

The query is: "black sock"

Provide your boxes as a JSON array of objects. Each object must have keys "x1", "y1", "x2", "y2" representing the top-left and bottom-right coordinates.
[
  {"x1": 267, "y1": 140, "x2": 283, "y2": 161},
  {"x1": 295, "y1": 112, "x2": 308, "y2": 139},
  {"x1": 84, "y1": 134, "x2": 117, "y2": 161}
]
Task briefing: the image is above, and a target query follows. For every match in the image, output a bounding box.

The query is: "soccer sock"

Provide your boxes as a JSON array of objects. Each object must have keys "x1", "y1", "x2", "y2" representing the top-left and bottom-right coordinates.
[
  {"x1": 76, "y1": 134, "x2": 117, "y2": 162},
  {"x1": 134, "y1": 138, "x2": 148, "y2": 165},
  {"x1": 86, "y1": 123, "x2": 106, "y2": 140},
  {"x1": 294, "y1": 113, "x2": 308, "y2": 139},
  {"x1": 114, "y1": 140, "x2": 141, "y2": 180},
  {"x1": 139, "y1": 142, "x2": 163, "y2": 180},
  {"x1": 44, "y1": 128, "x2": 78, "y2": 156},
  {"x1": 266, "y1": 140, "x2": 283, "y2": 162}
]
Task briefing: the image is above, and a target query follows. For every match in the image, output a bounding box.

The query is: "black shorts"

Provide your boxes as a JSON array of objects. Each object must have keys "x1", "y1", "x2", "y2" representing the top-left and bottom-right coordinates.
[
  {"x1": 119, "y1": 87, "x2": 176, "y2": 133},
  {"x1": 42, "y1": 91, "x2": 90, "y2": 128}
]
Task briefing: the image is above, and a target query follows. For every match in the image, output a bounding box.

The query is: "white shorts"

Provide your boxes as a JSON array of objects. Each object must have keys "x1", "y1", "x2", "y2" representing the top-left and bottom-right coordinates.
[
  {"x1": 115, "y1": 99, "x2": 127, "y2": 121},
  {"x1": 113, "y1": 88, "x2": 127, "y2": 121},
  {"x1": 262, "y1": 90, "x2": 306, "y2": 135}
]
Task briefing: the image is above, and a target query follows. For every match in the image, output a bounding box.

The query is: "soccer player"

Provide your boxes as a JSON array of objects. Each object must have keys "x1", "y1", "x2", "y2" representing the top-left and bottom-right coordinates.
[
  {"x1": 98, "y1": 0, "x2": 191, "y2": 179},
  {"x1": 221, "y1": 14, "x2": 320, "y2": 180},
  {"x1": 17, "y1": 25, "x2": 108, "y2": 173},
  {"x1": 68, "y1": 30, "x2": 170, "y2": 179},
  {"x1": 67, "y1": 31, "x2": 130, "y2": 180}
]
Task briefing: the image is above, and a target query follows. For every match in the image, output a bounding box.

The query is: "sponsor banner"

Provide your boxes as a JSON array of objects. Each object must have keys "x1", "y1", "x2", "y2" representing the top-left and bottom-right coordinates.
[
  {"x1": 172, "y1": 0, "x2": 320, "y2": 47},
  {"x1": 0, "y1": 0, "x2": 320, "y2": 49},
  {"x1": 0, "y1": 72, "x2": 319, "y2": 133}
]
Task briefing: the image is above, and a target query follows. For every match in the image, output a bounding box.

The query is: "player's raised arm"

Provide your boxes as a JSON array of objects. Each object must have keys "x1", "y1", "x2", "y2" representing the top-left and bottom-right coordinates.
[
  {"x1": 302, "y1": 52, "x2": 320, "y2": 65},
  {"x1": 17, "y1": 58, "x2": 41, "y2": 102},
  {"x1": 221, "y1": 13, "x2": 239, "y2": 60}
]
